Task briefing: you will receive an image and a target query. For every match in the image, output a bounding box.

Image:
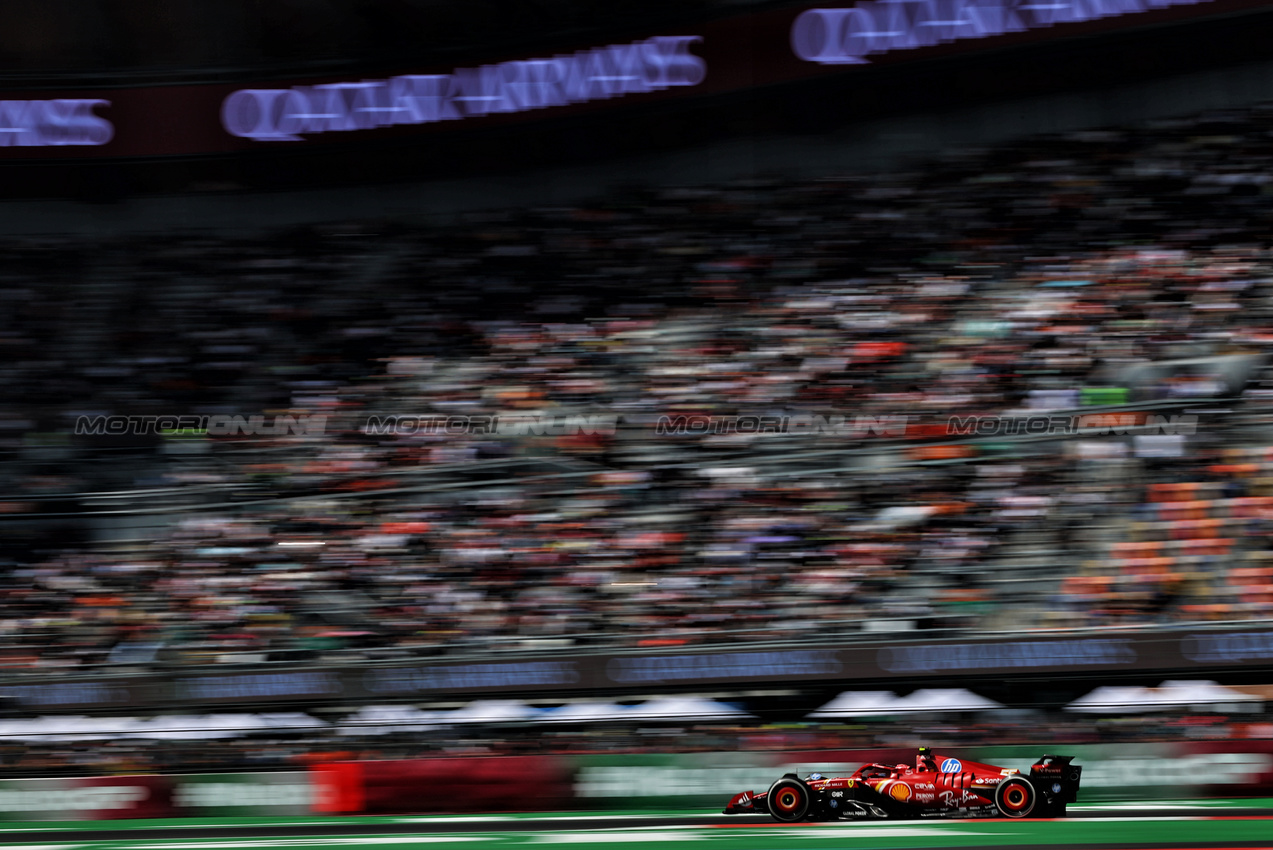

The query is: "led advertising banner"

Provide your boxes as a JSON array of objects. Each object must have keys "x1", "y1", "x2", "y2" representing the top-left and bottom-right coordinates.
[
  {"x1": 3, "y1": 626, "x2": 1273, "y2": 710},
  {"x1": 789, "y1": 0, "x2": 1212, "y2": 66},
  {"x1": 220, "y1": 36, "x2": 708, "y2": 142},
  {"x1": 0, "y1": 99, "x2": 113, "y2": 147},
  {"x1": 0, "y1": 0, "x2": 1262, "y2": 160}
]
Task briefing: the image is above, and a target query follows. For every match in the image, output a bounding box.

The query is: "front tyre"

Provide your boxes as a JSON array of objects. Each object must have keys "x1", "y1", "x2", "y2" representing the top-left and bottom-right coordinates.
[
  {"x1": 766, "y1": 777, "x2": 811, "y2": 822},
  {"x1": 995, "y1": 777, "x2": 1037, "y2": 818}
]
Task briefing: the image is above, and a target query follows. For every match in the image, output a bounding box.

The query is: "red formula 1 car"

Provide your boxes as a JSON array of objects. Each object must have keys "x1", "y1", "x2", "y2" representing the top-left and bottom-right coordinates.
[{"x1": 724, "y1": 748, "x2": 1081, "y2": 822}]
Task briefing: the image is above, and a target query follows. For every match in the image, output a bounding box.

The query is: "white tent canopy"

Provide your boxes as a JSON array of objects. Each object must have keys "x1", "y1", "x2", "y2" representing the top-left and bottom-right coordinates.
[
  {"x1": 623, "y1": 696, "x2": 754, "y2": 721},
  {"x1": 132, "y1": 714, "x2": 269, "y2": 740},
  {"x1": 540, "y1": 702, "x2": 634, "y2": 723},
  {"x1": 1157, "y1": 680, "x2": 1263, "y2": 711},
  {"x1": 810, "y1": 689, "x2": 1003, "y2": 718},
  {"x1": 1066, "y1": 680, "x2": 1264, "y2": 714},
  {"x1": 0, "y1": 715, "x2": 145, "y2": 742},
  {"x1": 894, "y1": 689, "x2": 1005, "y2": 713},
  {"x1": 337, "y1": 704, "x2": 445, "y2": 736},
  {"x1": 257, "y1": 712, "x2": 329, "y2": 731},
  {"x1": 1064, "y1": 686, "x2": 1159, "y2": 714},
  {"x1": 0, "y1": 713, "x2": 332, "y2": 743},
  {"x1": 447, "y1": 700, "x2": 543, "y2": 725},
  {"x1": 808, "y1": 691, "x2": 900, "y2": 718}
]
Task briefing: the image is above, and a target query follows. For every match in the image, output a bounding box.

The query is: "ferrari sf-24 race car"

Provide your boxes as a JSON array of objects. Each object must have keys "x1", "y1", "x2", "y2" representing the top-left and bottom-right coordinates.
[{"x1": 724, "y1": 748, "x2": 1081, "y2": 821}]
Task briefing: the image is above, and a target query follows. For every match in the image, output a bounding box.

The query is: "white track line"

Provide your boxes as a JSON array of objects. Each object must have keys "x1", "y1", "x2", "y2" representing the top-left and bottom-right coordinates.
[
  {"x1": 532, "y1": 832, "x2": 706, "y2": 843},
  {"x1": 133, "y1": 839, "x2": 483, "y2": 849}
]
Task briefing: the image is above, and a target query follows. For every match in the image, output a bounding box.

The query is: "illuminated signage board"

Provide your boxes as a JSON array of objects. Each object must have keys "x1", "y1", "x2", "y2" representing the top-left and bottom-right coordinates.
[
  {"x1": 0, "y1": 99, "x2": 112, "y2": 147},
  {"x1": 222, "y1": 35, "x2": 706, "y2": 142},
  {"x1": 0, "y1": 0, "x2": 1259, "y2": 160},
  {"x1": 791, "y1": 0, "x2": 1218, "y2": 65},
  {"x1": 7, "y1": 626, "x2": 1273, "y2": 709}
]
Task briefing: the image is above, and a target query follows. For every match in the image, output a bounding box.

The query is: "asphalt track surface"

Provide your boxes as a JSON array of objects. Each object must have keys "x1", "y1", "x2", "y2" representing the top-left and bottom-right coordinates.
[{"x1": 5, "y1": 805, "x2": 1273, "y2": 849}]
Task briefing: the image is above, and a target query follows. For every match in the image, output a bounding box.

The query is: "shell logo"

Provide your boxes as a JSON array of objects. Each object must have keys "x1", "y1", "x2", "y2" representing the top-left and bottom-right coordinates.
[{"x1": 889, "y1": 782, "x2": 912, "y2": 802}]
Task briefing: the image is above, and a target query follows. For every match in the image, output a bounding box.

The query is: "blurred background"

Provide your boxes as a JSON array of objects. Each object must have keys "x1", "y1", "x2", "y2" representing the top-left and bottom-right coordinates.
[{"x1": 3, "y1": 0, "x2": 1273, "y2": 820}]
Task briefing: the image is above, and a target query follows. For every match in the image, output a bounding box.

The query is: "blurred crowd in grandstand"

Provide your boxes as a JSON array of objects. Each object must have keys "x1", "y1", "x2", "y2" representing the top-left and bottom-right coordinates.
[{"x1": 6, "y1": 104, "x2": 1273, "y2": 669}]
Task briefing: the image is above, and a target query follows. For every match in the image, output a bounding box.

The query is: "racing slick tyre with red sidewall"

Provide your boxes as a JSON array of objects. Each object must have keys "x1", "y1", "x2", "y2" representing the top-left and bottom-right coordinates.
[
  {"x1": 766, "y1": 777, "x2": 811, "y2": 822},
  {"x1": 995, "y1": 776, "x2": 1037, "y2": 818}
]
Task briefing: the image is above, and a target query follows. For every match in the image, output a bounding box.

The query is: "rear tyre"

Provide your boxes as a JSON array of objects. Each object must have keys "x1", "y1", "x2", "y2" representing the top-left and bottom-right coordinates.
[
  {"x1": 766, "y1": 777, "x2": 811, "y2": 823},
  {"x1": 994, "y1": 777, "x2": 1036, "y2": 818}
]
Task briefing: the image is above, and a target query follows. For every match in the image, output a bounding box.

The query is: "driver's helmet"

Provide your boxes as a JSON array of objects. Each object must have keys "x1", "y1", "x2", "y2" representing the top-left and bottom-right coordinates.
[{"x1": 917, "y1": 746, "x2": 937, "y2": 771}]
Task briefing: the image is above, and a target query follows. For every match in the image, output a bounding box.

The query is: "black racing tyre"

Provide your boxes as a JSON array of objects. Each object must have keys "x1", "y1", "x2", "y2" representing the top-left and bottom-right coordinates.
[
  {"x1": 994, "y1": 776, "x2": 1037, "y2": 818},
  {"x1": 766, "y1": 777, "x2": 811, "y2": 823}
]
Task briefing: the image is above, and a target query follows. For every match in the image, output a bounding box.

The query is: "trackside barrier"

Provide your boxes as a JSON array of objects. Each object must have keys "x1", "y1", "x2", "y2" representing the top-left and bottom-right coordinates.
[
  {"x1": 2, "y1": 743, "x2": 1273, "y2": 819},
  {"x1": 315, "y1": 756, "x2": 575, "y2": 814},
  {"x1": 0, "y1": 772, "x2": 312, "y2": 821}
]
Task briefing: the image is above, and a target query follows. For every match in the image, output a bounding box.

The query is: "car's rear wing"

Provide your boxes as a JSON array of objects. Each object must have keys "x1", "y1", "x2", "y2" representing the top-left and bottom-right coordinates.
[{"x1": 1030, "y1": 755, "x2": 1082, "y2": 807}]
